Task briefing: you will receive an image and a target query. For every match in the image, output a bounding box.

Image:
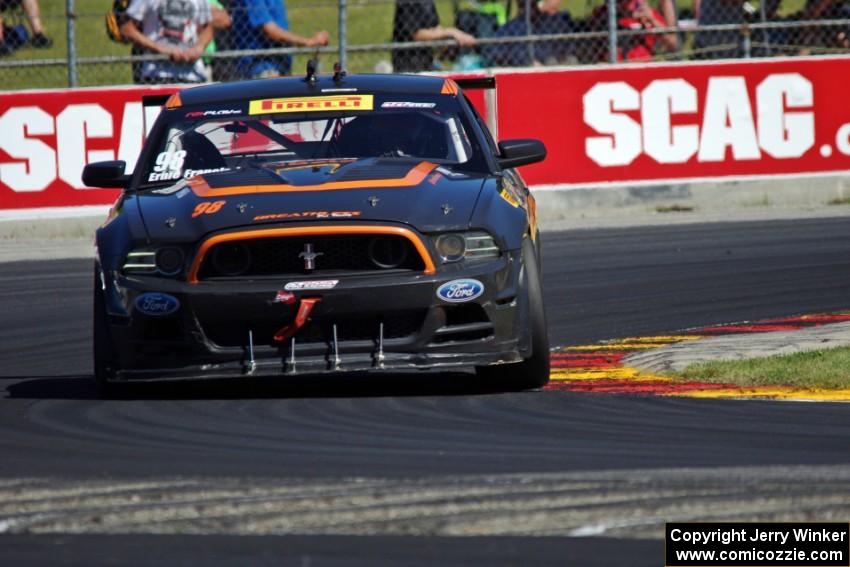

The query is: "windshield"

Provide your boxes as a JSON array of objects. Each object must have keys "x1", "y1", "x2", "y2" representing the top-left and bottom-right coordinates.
[{"x1": 140, "y1": 93, "x2": 486, "y2": 187}]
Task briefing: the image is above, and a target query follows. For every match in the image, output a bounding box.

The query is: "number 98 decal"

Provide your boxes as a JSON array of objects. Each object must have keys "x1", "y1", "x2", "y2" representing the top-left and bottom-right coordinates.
[
  {"x1": 148, "y1": 150, "x2": 187, "y2": 182},
  {"x1": 192, "y1": 200, "x2": 226, "y2": 218}
]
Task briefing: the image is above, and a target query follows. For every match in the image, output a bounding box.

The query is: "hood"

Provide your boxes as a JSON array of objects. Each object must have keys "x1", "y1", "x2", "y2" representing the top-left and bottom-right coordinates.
[{"x1": 138, "y1": 158, "x2": 487, "y2": 242}]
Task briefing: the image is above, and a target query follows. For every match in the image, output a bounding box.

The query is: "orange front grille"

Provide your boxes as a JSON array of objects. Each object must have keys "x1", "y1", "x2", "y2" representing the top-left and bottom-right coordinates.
[{"x1": 188, "y1": 225, "x2": 436, "y2": 284}]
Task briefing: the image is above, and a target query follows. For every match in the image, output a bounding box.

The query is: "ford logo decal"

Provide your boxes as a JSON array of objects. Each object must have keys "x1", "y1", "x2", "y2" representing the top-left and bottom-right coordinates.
[
  {"x1": 436, "y1": 279, "x2": 484, "y2": 303},
  {"x1": 135, "y1": 293, "x2": 180, "y2": 316}
]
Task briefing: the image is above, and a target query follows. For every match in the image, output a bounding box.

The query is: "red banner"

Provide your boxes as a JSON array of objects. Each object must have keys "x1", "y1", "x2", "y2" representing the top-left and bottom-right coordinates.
[
  {"x1": 0, "y1": 86, "x2": 174, "y2": 210},
  {"x1": 494, "y1": 56, "x2": 850, "y2": 186},
  {"x1": 2, "y1": 56, "x2": 850, "y2": 210}
]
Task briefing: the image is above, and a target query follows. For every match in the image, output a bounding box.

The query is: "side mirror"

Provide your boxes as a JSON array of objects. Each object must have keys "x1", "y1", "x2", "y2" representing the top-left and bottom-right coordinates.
[
  {"x1": 497, "y1": 139, "x2": 547, "y2": 169},
  {"x1": 82, "y1": 160, "x2": 130, "y2": 189}
]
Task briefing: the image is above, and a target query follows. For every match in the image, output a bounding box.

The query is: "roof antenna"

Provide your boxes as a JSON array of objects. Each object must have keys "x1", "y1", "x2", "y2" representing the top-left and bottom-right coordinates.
[
  {"x1": 332, "y1": 62, "x2": 346, "y2": 83},
  {"x1": 305, "y1": 59, "x2": 318, "y2": 84}
]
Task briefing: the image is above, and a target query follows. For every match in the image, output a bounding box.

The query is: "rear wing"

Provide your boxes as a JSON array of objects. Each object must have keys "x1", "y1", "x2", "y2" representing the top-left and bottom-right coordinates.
[
  {"x1": 142, "y1": 94, "x2": 173, "y2": 107},
  {"x1": 141, "y1": 93, "x2": 176, "y2": 138},
  {"x1": 454, "y1": 77, "x2": 496, "y2": 91},
  {"x1": 454, "y1": 77, "x2": 498, "y2": 138}
]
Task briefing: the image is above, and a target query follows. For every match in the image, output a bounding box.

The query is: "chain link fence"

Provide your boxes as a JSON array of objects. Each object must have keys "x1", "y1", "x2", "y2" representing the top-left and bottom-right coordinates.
[{"x1": 0, "y1": 0, "x2": 848, "y2": 90}]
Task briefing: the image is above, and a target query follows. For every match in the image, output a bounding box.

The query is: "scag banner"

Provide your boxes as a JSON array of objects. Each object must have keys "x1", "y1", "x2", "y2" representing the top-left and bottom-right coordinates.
[
  {"x1": 3, "y1": 56, "x2": 850, "y2": 210},
  {"x1": 0, "y1": 86, "x2": 174, "y2": 210},
  {"x1": 494, "y1": 56, "x2": 850, "y2": 187}
]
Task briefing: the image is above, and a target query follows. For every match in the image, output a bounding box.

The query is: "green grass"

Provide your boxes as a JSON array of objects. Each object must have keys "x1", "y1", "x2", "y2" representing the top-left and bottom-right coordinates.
[
  {"x1": 674, "y1": 346, "x2": 850, "y2": 390},
  {"x1": 0, "y1": 0, "x2": 810, "y2": 90},
  {"x1": 828, "y1": 196, "x2": 850, "y2": 205}
]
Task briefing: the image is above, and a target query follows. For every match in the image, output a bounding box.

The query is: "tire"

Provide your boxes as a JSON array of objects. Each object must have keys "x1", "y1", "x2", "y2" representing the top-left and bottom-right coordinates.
[
  {"x1": 476, "y1": 237, "x2": 550, "y2": 390},
  {"x1": 93, "y1": 266, "x2": 123, "y2": 399}
]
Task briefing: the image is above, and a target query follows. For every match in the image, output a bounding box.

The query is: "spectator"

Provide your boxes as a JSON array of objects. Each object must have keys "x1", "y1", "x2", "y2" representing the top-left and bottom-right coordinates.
[
  {"x1": 657, "y1": 0, "x2": 679, "y2": 36},
  {"x1": 484, "y1": 0, "x2": 576, "y2": 67},
  {"x1": 391, "y1": 0, "x2": 476, "y2": 73},
  {"x1": 210, "y1": 1, "x2": 230, "y2": 31},
  {"x1": 589, "y1": 0, "x2": 678, "y2": 61},
  {"x1": 694, "y1": 0, "x2": 796, "y2": 58},
  {"x1": 753, "y1": 0, "x2": 788, "y2": 56},
  {"x1": 203, "y1": 0, "x2": 231, "y2": 80},
  {"x1": 456, "y1": 0, "x2": 507, "y2": 40},
  {"x1": 692, "y1": 0, "x2": 744, "y2": 58},
  {"x1": 0, "y1": 0, "x2": 52, "y2": 56},
  {"x1": 230, "y1": 0, "x2": 329, "y2": 79},
  {"x1": 121, "y1": 0, "x2": 213, "y2": 84},
  {"x1": 800, "y1": 0, "x2": 849, "y2": 52},
  {"x1": 452, "y1": 0, "x2": 507, "y2": 69},
  {"x1": 802, "y1": 0, "x2": 834, "y2": 19}
]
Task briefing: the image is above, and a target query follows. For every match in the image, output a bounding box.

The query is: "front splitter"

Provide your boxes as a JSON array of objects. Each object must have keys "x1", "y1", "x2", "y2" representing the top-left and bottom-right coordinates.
[{"x1": 111, "y1": 350, "x2": 523, "y2": 383}]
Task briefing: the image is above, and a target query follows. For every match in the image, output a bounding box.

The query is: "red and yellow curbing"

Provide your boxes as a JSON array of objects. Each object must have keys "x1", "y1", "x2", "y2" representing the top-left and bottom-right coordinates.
[{"x1": 545, "y1": 313, "x2": 850, "y2": 401}]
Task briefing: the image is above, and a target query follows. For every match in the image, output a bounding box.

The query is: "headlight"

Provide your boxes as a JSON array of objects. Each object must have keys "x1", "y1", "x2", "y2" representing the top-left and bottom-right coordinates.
[
  {"x1": 433, "y1": 231, "x2": 499, "y2": 263},
  {"x1": 123, "y1": 247, "x2": 186, "y2": 276},
  {"x1": 435, "y1": 234, "x2": 466, "y2": 262}
]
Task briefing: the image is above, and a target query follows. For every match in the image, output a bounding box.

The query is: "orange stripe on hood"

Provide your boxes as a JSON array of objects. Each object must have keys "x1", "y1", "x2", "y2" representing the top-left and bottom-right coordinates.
[{"x1": 189, "y1": 162, "x2": 438, "y2": 198}]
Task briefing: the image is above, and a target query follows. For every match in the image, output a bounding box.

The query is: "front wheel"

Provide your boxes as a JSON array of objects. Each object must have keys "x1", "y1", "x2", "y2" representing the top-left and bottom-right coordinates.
[
  {"x1": 93, "y1": 266, "x2": 123, "y2": 399},
  {"x1": 476, "y1": 237, "x2": 550, "y2": 390}
]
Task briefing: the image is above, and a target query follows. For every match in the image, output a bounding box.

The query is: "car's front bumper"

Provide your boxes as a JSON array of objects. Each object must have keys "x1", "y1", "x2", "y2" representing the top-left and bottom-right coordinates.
[{"x1": 102, "y1": 251, "x2": 529, "y2": 381}]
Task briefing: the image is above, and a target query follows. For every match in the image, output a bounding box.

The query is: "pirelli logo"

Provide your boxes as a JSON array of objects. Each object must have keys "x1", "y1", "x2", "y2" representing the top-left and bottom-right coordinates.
[{"x1": 248, "y1": 95, "x2": 374, "y2": 115}]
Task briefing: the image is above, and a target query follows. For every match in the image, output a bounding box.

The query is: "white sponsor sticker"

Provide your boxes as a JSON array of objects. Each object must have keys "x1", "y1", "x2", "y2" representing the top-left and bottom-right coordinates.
[
  {"x1": 150, "y1": 180, "x2": 188, "y2": 195},
  {"x1": 183, "y1": 167, "x2": 230, "y2": 179},
  {"x1": 381, "y1": 102, "x2": 436, "y2": 109},
  {"x1": 446, "y1": 117, "x2": 469, "y2": 163},
  {"x1": 148, "y1": 149, "x2": 186, "y2": 182},
  {"x1": 435, "y1": 166, "x2": 467, "y2": 178},
  {"x1": 284, "y1": 280, "x2": 339, "y2": 291},
  {"x1": 185, "y1": 109, "x2": 241, "y2": 117}
]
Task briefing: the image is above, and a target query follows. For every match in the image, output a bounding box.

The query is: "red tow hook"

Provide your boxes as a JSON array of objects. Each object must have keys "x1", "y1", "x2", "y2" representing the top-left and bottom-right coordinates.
[{"x1": 273, "y1": 297, "x2": 321, "y2": 343}]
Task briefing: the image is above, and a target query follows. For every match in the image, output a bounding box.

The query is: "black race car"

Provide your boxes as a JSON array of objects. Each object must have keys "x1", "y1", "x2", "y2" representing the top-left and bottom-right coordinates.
[{"x1": 84, "y1": 69, "x2": 548, "y2": 396}]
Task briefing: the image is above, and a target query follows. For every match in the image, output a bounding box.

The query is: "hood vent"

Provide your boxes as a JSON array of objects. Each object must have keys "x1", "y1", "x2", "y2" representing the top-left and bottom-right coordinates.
[
  {"x1": 204, "y1": 168, "x2": 280, "y2": 188},
  {"x1": 336, "y1": 160, "x2": 420, "y2": 182}
]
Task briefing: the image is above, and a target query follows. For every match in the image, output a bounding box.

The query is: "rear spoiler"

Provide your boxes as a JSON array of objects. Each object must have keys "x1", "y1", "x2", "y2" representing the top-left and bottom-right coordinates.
[
  {"x1": 142, "y1": 93, "x2": 175, "y2": 107},
  {"x1": 141, "y1": 93, "x2": 177, "y2": 137},
  {"x1": 454, "y1": 77, "x2": 496, "y2": 91}
]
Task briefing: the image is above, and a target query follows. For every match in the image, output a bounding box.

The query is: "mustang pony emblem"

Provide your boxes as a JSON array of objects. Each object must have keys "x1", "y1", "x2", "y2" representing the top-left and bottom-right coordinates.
[{"x1": 298, "y1": 243, "x2": 323, "y2": 271}]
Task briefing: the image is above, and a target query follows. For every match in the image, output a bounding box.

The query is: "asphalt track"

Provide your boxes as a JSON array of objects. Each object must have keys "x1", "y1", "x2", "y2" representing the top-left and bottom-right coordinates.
[{"x1": 2, "y1": 216, "x2": 850, "y2": 565}]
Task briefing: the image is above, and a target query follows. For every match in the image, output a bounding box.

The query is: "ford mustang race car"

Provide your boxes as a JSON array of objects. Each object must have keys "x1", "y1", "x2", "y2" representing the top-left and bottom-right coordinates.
[{"x1": 84, "y1": 69, "x2": 549, "y2": 397}]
